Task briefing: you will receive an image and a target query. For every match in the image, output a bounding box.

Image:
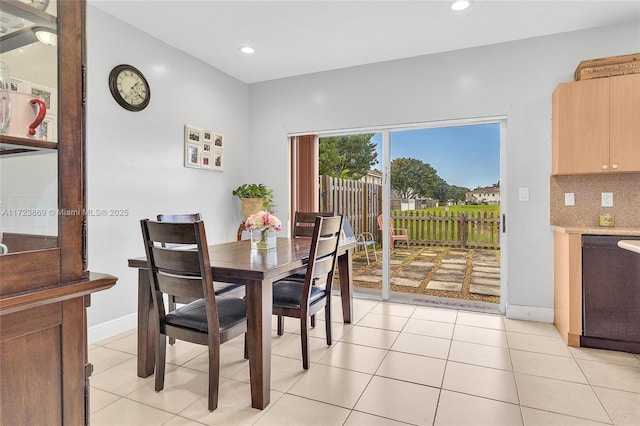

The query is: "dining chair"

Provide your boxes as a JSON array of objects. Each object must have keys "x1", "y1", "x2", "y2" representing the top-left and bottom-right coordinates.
[
  {"x1": 272, "y1": 214, "x2": 343, "y2": 369},
  {"x1": 342, "y1": 218, "x2": 377, "y2": 265},
  {"x1": 140, "y1": 219, "x2": 248, "y2": 411},
  {"x1": 377, "y1": 214, "x2": 410, "y2": 248},
  {"x1": 283, "y1": 210, "x2": 337, "y2": 328}
]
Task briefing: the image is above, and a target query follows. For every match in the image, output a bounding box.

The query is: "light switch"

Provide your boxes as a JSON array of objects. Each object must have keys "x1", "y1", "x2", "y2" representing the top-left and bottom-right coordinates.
[
  {"x1": 519, "y1": 187, "x2": 529, "y2": 201},
  {"x1": 601, "y1": 192, "x2": 613, "y2": 207},
  {"x1": 564, "y1": 193, "x2": 575, "y2": 206}
]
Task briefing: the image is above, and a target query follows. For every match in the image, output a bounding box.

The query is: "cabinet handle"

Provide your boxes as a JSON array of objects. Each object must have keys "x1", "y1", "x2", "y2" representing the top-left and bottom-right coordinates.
[
  {"x1": 602, "y1": 164, "x2": 608, "y2": 170},
  {"x1": 611, "y1": 163, "x2": 618, "y2": 170}
]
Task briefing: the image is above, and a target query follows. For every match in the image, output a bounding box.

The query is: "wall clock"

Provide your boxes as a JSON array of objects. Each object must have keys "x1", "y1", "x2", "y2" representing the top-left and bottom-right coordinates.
[{"x1": 108, "y1": 64, "x2": 150, "y2": 111}]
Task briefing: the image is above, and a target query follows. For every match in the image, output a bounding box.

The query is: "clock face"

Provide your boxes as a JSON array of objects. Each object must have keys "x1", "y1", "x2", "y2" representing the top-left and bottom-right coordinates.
[{"x1": 108, "y1": 65, "x2": 150, "y2": 111}]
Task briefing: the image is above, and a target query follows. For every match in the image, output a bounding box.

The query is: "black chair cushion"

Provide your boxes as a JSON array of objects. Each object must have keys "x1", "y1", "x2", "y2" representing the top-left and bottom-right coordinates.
[
  {"x1": 166, "y1": 298, "x2": 247, "y2": 332},
  {"x1": 272, "y1": 280, "x2": 326, "y2": 309}
]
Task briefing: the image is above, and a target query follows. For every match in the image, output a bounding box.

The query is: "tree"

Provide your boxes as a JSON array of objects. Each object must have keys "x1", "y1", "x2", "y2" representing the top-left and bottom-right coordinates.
[
  {"x1": 319, "y1": 134, "x2": 378, "y2": 180},
  {"x1": 390, "y1": 157, "x2": 445, "y2": 200}
]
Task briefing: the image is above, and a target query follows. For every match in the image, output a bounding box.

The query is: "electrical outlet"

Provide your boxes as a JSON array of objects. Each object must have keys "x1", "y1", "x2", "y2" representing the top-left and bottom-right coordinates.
[
  {"x1": 564, "y1": 193, "x2": 575, "y2": 206},
  {"x1": 519, "y1": 187, "x2": 529, "y2": 201},
  {"x1": 601, "y1": 192, "x2": 613, "y2": 207}
]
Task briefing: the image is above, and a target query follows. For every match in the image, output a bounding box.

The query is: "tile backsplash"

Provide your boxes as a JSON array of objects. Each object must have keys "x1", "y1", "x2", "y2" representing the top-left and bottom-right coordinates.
[{"x1": 550, "y1": 173, "x2": 640, "y2": 228}]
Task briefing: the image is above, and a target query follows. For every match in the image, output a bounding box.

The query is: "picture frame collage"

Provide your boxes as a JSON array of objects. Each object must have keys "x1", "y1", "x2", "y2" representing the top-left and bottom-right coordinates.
[
  {"x1": 10, "y1": 77, "x2": 57, "y2": 142},
  {"x1": 184, "y1": 124, "x2": 224, "y2": 171}
]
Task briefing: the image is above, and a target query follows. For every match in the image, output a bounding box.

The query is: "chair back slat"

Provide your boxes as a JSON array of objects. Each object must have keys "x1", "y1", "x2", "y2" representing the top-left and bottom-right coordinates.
[
  {"x1": 156, "y1": 273, "x2": 204, "y2": 300},
  {"x1": 151, "y1": 247, "x2": 201, "y2": 274},
  {"x1": 145, "y1": 220, "x2": 201, "y2": 245},
  {"x1": 314, "y1": 237, "x2": 339, "y2": 259},
  {"x1": 157, "y1": 213, "x2": 202, "y2": 223},
  {"x1": 292, "y1": 211, "x2": 334, "y2": 238},
  {"x1": 310, "y1": 255, "x2": 335, "y2": 280}
]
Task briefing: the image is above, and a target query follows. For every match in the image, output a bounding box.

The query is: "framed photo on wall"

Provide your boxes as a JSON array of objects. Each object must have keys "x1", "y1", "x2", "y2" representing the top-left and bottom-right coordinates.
[
  {"x1": 212, "y1": 149, "x2": 224, "y2": 172},
  {"x1": 214, "y1": 133, "x2": 224, "y2": 149},
  {"x1": 185, "y1": 143, "x2": 200, "y2": 168},
  {"x1": 201, "y1": 153, "x2": 213, "y2": 170},
  {"x1": 185, "y1": 124, "x2": 202, "y2": 143}
]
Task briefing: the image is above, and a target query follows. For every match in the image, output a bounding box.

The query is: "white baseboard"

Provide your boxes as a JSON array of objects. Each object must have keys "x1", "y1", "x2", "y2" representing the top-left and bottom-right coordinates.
[
  {"x1": 88, "y1": 313, "x2": 137, "y2": 345},
  {"x1": 505, "y1": 304, "x2": 554, "y2": 323}
]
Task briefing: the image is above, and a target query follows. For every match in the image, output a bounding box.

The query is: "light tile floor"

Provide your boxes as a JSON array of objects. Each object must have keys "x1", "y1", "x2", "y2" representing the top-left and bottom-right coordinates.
[{"x1": 89, "y1": 298, "x2": 640, "y2": 426}]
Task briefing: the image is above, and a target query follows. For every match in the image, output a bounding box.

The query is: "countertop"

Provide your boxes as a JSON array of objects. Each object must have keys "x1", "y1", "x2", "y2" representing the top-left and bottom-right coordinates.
[
  {"x1": 618, "y1": 240, "x2": 640, "y2": 254},
  {"x1": 551, "y1": 225, "x2": 640, "y2": 236}
]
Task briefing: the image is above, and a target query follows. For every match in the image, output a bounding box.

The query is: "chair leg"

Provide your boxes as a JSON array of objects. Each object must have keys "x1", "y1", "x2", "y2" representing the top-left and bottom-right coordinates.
[
  {"x1": 168, "y1": 296, "x2": 176, "y2": 345},
  {"x1": 311, "y1": 314, "x2": 316, "y2": 328},
  {"x1": 155, "y1": 333, "x2": 167, "y2": 392},
  {"x1": 277, "y1": 315, "x2": 284, "y2": 336},
  {"x1": 300, "y1": 316, "x2": 310, "y2": 370},
  {"x1": 364, "y1": 244, "x2": 370, "y2": 264},
  {"x1": 325, "y1": 299, "x2": 332, "y2": 346},
  {"x1": 208, "y1": 345, "x2": 220, "y2": 411},
  {"x1": 243, "y1": 333, "x2": 249, "y2": 360}
]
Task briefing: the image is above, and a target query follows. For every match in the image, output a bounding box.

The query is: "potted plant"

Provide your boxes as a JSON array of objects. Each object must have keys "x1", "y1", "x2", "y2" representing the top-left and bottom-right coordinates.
[{"x1": 232, "y1": 183, "x2": 274, "y2": 218}]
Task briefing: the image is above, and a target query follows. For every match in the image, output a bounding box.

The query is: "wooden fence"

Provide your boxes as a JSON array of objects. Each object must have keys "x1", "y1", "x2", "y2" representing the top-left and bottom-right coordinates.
[
  {"x1": 392, "y1": 210, "x2": 500, "y2": 249},
  {"x1": 319, "y1": 175, "x2": 381, "y2": 238},
  {"x1": 319, "y1": 175, "x2": 500, "y2": 249}
]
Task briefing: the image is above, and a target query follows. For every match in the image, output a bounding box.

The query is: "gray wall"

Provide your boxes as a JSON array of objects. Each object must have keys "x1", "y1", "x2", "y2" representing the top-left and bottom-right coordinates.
[
  {"x1": 85, "y1": 3, "x2": 640, "y2": 338},
  {"x1": 247, "y1": 22, "x2": 640, "y2": 320},
  {"x1": 86, "y1": 6, "x2": 250, "y2": 331}
]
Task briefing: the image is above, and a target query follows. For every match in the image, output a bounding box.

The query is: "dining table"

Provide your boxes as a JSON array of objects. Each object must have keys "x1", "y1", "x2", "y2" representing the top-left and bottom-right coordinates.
[{"x1": 127, "y1": 237, "x2": 356, "y2": 410}]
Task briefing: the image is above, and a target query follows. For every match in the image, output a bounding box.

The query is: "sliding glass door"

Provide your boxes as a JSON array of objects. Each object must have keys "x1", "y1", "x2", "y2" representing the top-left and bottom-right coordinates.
[{"x1": 301, "y1": 117, "x2": 506, "y2": 312}]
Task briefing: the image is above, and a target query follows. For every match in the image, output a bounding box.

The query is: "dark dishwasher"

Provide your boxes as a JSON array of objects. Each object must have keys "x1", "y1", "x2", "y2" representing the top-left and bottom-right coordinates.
[{"x1": 581, "y1": 235, "x2": 640, "y2": 353}]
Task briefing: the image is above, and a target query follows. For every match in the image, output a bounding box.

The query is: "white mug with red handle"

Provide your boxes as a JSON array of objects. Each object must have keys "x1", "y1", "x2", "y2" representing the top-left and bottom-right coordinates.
[{"x1": 6, "y1": 92, "x2": 47, "y2": 139}]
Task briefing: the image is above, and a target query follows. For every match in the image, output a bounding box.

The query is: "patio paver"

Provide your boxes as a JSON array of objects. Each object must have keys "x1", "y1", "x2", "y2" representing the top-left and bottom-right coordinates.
[{"x1": 347, "y1": 246, "x2": 501, "y2": 306}]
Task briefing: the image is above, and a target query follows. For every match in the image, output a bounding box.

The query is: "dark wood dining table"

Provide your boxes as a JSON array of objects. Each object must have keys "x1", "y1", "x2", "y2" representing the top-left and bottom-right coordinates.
[{"x1": 127, "y1": 237, "x2": 355, "y2": 410}]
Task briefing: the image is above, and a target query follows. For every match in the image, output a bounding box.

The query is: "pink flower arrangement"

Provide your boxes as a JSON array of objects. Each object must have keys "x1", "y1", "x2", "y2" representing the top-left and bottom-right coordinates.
[{"x1": 244, "y1": 211, "x2": 282, "y2": 233}]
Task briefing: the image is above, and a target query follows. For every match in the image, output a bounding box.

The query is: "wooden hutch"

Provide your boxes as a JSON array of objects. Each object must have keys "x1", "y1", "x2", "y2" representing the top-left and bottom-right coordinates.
[{"x1": 0, "y1": 1, "x2": 117, "y2": 424}]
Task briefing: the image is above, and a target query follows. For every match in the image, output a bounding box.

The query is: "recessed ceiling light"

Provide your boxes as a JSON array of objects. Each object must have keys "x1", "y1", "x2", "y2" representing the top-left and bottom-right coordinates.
[
  {"x1": 239, "y1": 46, "x2": 256, "y2": 54},
  {"x1": 451, "y1": 0, "x2": 470, "y2": 11}
]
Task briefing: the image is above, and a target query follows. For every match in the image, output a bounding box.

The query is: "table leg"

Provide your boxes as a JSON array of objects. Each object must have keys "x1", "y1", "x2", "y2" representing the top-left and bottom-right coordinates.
[
  {"x1": 245, "y1": 279, "x2": 272, "y2": 409},
  {"x1": 337, "y1": 250, "x2": 353, "y2": 323},
  {"x1": 136, "y1": 268, "x2": 155, "y2": 378}
]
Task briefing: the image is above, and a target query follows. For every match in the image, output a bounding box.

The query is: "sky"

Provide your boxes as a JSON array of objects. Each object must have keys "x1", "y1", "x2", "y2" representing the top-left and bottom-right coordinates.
[{"x1": 371, "y1": 123, "x2": 500, "y2": 189}]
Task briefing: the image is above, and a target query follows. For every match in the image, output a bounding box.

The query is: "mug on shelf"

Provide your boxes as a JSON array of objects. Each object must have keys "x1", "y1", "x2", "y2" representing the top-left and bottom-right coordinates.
[{"x1": 5, "y1": 92, "x2": 47, "y2": 139}]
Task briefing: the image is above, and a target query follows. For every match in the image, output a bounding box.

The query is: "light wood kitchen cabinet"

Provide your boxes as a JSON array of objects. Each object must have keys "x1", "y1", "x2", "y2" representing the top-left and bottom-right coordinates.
[{"x1": 552, "y1": 73, "x2": 640, "y2": 175}]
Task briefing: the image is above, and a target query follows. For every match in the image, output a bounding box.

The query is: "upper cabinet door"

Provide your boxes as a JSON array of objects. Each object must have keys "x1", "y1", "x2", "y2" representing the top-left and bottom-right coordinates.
[
  {"x1": 610, "y1": 74, "x2": 640, "y2": 173},
  {"x1": 0, "y1": 0, "x2": 86, "y2": 290},
  {"x1": 552, "y1": 78, "x2": 609, "y2": 175},
  {"x1": 0, "y1": 0, "x2": 59, "y2": 257}
]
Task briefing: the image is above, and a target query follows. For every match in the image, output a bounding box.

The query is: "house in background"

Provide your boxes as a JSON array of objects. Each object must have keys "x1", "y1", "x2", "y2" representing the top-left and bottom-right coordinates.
[
  {"x1": 465, "y1": 187, "x2": 501, "y2": 205},
  {"x1": 361, "y1": 169, "x2": 382, "y2": 186}
]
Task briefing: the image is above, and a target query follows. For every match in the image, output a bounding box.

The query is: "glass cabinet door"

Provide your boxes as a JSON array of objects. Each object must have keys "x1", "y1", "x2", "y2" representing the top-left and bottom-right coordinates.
[{"x1": 0, "y1": 0, "x2": 58, "y2": 255}]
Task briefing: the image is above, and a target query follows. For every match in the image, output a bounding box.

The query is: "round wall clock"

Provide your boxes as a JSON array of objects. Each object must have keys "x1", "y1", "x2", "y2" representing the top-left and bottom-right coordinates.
[{"x1": 108, "y1": 64, "x2": 150, "y2": 111}]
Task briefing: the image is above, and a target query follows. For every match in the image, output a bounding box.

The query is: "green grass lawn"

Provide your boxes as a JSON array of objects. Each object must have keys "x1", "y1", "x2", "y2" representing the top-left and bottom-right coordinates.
[{"x1": 412, "y1": 204, "x2": 500, "y2": 216}]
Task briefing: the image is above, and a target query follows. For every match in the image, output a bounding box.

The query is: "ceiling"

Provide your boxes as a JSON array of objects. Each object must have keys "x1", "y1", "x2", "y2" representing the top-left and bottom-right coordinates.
[{"x1": 89, "y1": 0, "x2": 640, "y2": 84}]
